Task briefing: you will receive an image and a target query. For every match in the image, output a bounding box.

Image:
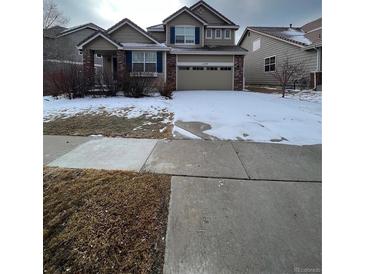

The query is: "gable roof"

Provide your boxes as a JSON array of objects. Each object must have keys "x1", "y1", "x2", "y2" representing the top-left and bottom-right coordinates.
[
  {"x1": 162, "y1": 6, "x2": 208, "y2": 25},
  {"x1": 238, "y1": 26, "x2": 315, "y2": 48},
  {"x1": 301, "y1": 17, "x2": 322, "y2": 33},
  {"x1": 57, "y1": 23, "x2": 104, "y2": 37},
  {"x1": 76, "y1": 31, "x2": 123, "y2": 50},
  {"x1": 190, "y1": 0, "x2": 236, "y2": 25},
  {"x1": 106, "y1": 18, "x2": 160, "y2": 44}
]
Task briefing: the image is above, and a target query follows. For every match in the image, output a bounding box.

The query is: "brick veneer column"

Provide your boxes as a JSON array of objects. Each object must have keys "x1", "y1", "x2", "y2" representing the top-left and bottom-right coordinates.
[
  {"x1": 116, "y1": 50, "x2": 126, "y2": 83},
  {"x1": 234, "y1": 55, "x2": 244, "y2": 91},
  {"x1": 166, "y1": 53, "x2": 176, "y2": 91},
  {"x1": 83, "y1": 49, "x2": 95, "y2": 88}
]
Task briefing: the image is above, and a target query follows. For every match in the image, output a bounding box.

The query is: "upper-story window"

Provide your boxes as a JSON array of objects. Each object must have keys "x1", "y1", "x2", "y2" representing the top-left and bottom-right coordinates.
[
  {"x1": 132, "y1": 51, "x2": 157, "y2": 72},
  {"x1": 215, "y1": 29, "x2": 222, "y2": 39},
  {"x1": 224, "y1": 29, "x2": 231, "y2": 39},
  {"x1": 175, "y1": 26, "x2": 195, "y2": 44},
  {"x1": 206, "y1": 29, "x2": 212, "y2": 39},
  {"x1": 253, "y1": 38, "x2": 261, "y2": 52}
]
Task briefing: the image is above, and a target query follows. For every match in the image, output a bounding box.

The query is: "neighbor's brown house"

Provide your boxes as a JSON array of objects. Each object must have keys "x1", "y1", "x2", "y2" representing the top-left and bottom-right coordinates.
[
  {"x1": 237, "y1": 18, "x2": 322, "y2": 90},
  {"x1": 77, "y1": 0, "x2": 247, "y2": 91}
]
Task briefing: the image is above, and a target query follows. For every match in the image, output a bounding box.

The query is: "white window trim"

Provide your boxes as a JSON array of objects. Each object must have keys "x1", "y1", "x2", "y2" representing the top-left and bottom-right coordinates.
[
  {"x1": 95, "y1": 53, "x2": 102, "y2": 58},
  {"x1": 253, "y1": 38, "x2": 261, "y2": 52},
  {"x1": 132, "y1": 51, "x2": 157, "y2": 73},
  {"x1": 264, "y1": 55, "x2": 276, "y2": 73},
  {"x1": 206, "y1": 28, "x2": 212, "y2": 39},
  {"x1": 175, "y1": 25, "x2": 196, "y2": 45},
  {"x1": 215, "y1": 29, "x2": 222, "y2": 39},
  {"x1": 224, "y1": 29, "x2": 231, "y2": 40}
]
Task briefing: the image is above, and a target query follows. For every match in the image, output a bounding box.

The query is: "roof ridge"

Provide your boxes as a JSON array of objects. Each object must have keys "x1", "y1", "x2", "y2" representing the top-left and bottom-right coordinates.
[{"x1": 190, "y1": 0, "x2": 236, "y2": 25}]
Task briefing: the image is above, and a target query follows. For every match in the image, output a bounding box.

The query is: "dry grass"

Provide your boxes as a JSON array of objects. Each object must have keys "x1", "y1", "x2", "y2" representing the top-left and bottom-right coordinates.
[
  {"x1": 43, "y1": 167, "x2": 171, "y2": 274},
  {"x1": 43, "y1": 112, "x2": 173, "y2": 139}
]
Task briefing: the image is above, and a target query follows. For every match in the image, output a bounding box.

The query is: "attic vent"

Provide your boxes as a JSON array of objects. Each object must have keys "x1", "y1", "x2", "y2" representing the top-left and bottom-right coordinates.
[{"x1": 197, "y1": 7, "x2": 204, "y2": 14}]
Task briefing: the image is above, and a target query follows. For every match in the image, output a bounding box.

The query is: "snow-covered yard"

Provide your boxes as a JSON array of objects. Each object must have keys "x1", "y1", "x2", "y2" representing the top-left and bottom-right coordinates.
[{"x1": 43, "y1": 90, "x2": 321, "y2": 145}]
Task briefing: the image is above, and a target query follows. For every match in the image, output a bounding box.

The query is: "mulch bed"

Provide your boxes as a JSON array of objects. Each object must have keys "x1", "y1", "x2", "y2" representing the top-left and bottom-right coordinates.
[
  {"x1": 43, "y1": 167, "x2": 171, "y2": 274},
  {"x1": 43, "y1": 112, "x2": 173, "y2": 139}
]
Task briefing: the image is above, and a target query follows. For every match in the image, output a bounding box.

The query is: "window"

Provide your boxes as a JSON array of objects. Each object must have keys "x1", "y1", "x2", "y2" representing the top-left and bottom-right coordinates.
[
  {"x1": 224, "y1": 29, "x2": 231, "y2": 39},
  {"x1": 179, "y1": 66, "x2": 190, "y2": 70},
  {"x1": 206, "y1": 29, "x2": 212, "y2": 39},
  {"x1": 253, "y1": 39, "x2": 261, "y2": 52},
  {"x1": 192, "y1": 67, "x2": 204, "y2": 70},
  {"x1": 175, "y1": 26, "x2": 195, "y2": 44},
  {"x1": 132, "y1": 51, "x2": 157, "y2": 72},
  {"x1": 264, "y1": 56, "x2": 276, "y2": 72},
  {"x1": 220, "y1": 67, "x2": 232, "y2": 71},
  {"x1": 206, "y1": 67, "x2": 218, "y2": 70},
  {"x1": 78, "y1": 49, "x2": 83, "y2": 55},
  {"x1": 96, "y1": 53, "x2": 102, "y2": 58},
  {"x1": 215, "y1": 29, "x2": 222, "y2": 39}
]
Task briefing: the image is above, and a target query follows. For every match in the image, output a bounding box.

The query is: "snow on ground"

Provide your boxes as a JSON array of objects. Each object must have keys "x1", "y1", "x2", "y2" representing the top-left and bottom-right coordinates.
[
  {"x1": 170, "y1": 91, "x2": 321, "y2": 145},
  {"x1": 43, "y1": 95, "x2": 170, "y2": 122},
  {"x1": 43, "y1": 90, "x2": 322, "y2": 145}
]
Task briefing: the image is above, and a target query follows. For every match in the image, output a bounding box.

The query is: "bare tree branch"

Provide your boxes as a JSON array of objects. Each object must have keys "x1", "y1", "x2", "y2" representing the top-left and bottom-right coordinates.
[
  {"x1": 43, "y1": 0, "x2": 69, "y2": 29},
  {"x1": 271, "y1": 57, "x2": 306, "y2": 97}
]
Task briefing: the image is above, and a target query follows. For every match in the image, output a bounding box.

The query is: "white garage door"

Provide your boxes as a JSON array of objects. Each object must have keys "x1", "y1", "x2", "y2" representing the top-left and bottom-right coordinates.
[{"x1": 177, "y1": 66, "x2": 233, "y2": 90}]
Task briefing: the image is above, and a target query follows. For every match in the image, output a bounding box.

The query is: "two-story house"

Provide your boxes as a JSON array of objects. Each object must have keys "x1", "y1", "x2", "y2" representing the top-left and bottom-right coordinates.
[
  {"x1": 238, "y1": 18, "x2": 322, "y2": 90},
  {"x1": 76, "y1": 0, "x2": 246, "y2": 91}
]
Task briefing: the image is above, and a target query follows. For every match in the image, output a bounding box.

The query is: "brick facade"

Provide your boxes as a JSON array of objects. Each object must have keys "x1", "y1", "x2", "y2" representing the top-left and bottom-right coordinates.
[
  {"x1": 166, "y1": 53, "x2": 176, "y2": 91},
  {"x1": 234, "y1": 55, "x2": 244, "y2": 91},
  {"x1": 83, "y1": 49, "x2": 95, "y2": 88},
  {"x1": 116, "y1": 50, "x2": 127, "y2": 82}
]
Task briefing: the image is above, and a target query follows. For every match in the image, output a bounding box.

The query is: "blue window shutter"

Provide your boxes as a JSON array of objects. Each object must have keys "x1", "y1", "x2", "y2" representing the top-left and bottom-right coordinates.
[
  {"x1": 157, "y1": 52, "x2": 163, "y2": 73},
  {"x1": 195, "y1": 27, "x2": 200, "y2": 44},
  {"x1": 170, "y1": 27, "x2": 175, "y2": 44},
  {"x1": 126, "y1": 51, "x2": 132, "y2": 72}
]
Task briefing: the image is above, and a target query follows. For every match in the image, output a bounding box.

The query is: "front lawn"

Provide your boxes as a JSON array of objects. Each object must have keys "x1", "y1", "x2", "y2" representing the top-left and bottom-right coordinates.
[
  {"x1": 43, "y1": 90, "x2": 321, "y2": 145},
  {"x1": 43, "y1": 167, "x2": 171, "y2": 273}
]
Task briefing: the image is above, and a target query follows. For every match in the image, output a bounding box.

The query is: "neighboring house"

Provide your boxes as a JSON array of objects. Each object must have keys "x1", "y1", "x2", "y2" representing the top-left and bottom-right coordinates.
[
  {"x1": 76, "y1": 0, "x2": 246, "y2": 91},
  {"x1": 44, "y1": 23, "x2": 104, "y2": 68},
  {"x1": 238, "y1": 18, "x2": 322, "y2": 90}
]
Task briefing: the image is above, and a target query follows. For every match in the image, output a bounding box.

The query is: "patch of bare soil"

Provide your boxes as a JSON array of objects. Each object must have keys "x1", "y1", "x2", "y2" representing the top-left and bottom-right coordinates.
[
  {"x1": 43, "y1": 167, "x2": 171, "y2": 274},
  {"x1": 43, "y1": 111, "x2": 173, "y2": 139},
  {"x1": 245, "y1": 85, "x2": 282, "y2": 94}
]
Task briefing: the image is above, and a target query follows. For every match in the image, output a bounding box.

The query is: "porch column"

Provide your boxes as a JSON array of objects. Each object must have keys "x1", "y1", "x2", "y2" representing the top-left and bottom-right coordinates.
[
  {"x1": 83, "y1": 49, "x2": 95, "y2": 88},
  {"x1": 166, "y1": 53, "x2": 176, "y2": 91},
  {"x1": 234, "y1": 55, "x2": 244, "y2": 91},
  {"x1": 116, "y1": 50, "x2": 126, "y2": 83}
]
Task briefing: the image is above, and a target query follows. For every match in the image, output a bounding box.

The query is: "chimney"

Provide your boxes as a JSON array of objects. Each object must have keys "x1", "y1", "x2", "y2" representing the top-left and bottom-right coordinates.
[{"x1": 289, "y1": 24, "x2": 292, "y2": 28}]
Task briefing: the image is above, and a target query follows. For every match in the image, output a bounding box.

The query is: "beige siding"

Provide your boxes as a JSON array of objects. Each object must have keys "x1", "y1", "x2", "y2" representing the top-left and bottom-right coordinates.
[
  {"x1": 240, "y1": 31, "x2": 317, "y2": 86},
  {"x1": 177, "y1": 69, "x2": 233, "y2": 90},
  {"x1": 178, "y1": 55, "x2": 232, "y2": 63},
  {"x1": 110, "y1": 24, "x2": 153, "y2": 44},
  {"x1": 205, "y1": 29, "x2": 235, "y2": 46},
  {"x1": 85, "y1": 36, "x2": 118, "y2": 50},
  {"x1": 191, "y1": 5, "x2": 227, "y2": 25},
  {"x1": 166, "y1": 12, "x2": 204, "y2": 47},
  {"x1": 148, "y1": 31, "x2": 166, "y2": 43}
]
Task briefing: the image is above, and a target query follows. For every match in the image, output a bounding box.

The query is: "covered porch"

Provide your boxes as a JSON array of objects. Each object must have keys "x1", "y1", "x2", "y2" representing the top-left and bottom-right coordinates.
[{"x1": 77, "y1": 32, "x2": 169, "y2": 89}]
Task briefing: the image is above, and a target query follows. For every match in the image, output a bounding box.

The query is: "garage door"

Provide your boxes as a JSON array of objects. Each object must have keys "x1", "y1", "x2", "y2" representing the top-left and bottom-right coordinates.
[{"x1": 177, "y1": 66, "x2": 233, "y2": 90}]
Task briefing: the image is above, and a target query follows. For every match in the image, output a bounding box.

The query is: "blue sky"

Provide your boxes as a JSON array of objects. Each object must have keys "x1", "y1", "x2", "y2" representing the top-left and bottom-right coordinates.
[{"x1": 55, "y1": 0, "x2": 322, "y2": 42}]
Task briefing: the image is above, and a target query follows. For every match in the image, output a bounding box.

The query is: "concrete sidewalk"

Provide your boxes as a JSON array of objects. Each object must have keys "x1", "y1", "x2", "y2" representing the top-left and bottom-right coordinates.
[
  {"x1": 164, "y1": 176, "x2": 321, "y2": 274},
  {"x1": 45, "y1": 135, "x2": 321, "y2": 182}
]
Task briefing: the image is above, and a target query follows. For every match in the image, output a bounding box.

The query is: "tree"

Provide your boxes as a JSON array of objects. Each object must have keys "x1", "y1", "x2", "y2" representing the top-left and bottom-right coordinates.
[
  {"x1": 43, "y1": 0, "x2": 69, "y2": 29},
  {"x1": 272, "y1": 57, "x2": 306, "y2": 98}
]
